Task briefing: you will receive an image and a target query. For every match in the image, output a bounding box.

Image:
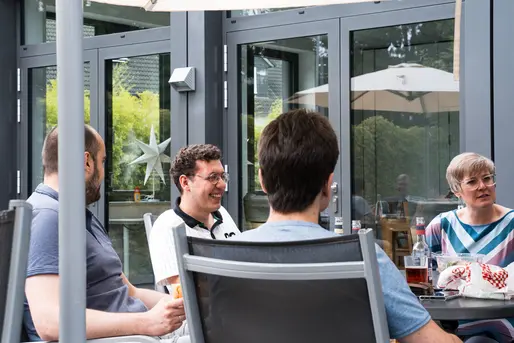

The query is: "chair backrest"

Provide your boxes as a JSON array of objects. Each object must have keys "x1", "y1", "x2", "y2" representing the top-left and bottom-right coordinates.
[
  {"x1": 143, "y1": 213, "x2": 168, "y2": 294},
  {"x1": 0, "y1": 200, "x2": 32, "y2": 343},
  {"x1": 173, "y1": 224, "x2": 390, "y2": 343},
  {"x1": 143, "y1": 213, "x2": 159, "y2": 241}
]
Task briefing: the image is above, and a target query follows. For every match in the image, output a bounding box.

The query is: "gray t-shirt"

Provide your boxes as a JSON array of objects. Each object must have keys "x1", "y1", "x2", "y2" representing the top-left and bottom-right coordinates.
[
  {"x1": 236, "y1": 220, "x2": 431, "y2": 339},
  {"x1": 24, "y1": 184, "x2": 147, "y2": 341}
]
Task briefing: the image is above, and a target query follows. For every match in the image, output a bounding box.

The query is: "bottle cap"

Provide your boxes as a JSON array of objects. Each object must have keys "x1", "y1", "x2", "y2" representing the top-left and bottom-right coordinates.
[{"x1": 416, "y1": 229, "x2": 426, "y2": 235}]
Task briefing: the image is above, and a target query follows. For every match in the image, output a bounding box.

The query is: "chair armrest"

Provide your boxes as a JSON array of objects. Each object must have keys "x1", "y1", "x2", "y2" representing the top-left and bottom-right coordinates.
[{"x1": 23, "y1": 335, "x2": 161, "y2": 343}]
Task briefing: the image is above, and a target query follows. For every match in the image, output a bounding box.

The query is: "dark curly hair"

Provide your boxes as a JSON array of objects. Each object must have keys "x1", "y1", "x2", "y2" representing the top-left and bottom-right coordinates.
[{"x1": 170, "y1": 144, "x2": 222, "y2": 193}]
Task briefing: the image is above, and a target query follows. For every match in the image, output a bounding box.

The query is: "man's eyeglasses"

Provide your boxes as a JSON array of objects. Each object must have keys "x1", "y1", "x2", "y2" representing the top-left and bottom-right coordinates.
[
  {"x1": 460, "y1": 174, "x2": 496, "y2": 190},
  {"x1": 195, "y1": 172, "x2": 230, "y2": 185}
]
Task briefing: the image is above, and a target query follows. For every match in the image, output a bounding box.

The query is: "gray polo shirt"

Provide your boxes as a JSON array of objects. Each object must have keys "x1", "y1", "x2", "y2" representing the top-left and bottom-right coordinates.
[{"x1": 23, "y1": 184, "x2": 147, "y2": 341}]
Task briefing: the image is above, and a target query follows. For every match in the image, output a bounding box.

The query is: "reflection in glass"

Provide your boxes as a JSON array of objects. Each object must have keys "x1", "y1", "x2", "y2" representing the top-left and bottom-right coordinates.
[
  {"x1": 240, "y1": 35, "x2": 328, "y2": 231},
  {"x1": 23, "y1": 0, "x2": 169, "y2": 45},
  {"x1": 29, "y1": 64, "x2": 91, "y2": 191},
  {"x1": 350, "y1": 19, "x2": 459, "y2": 268},
  {"x1": 230, "y1": 8, "x2": 302, "y2": 16},
  {"x1": 105, "y1": 53, "x2": 171, "y2": 287}
]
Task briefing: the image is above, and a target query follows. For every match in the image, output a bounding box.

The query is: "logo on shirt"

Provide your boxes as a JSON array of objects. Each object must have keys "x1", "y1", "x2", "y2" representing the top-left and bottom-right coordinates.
[{"x1": 224, "y1": 232, "x2": 236, "y2": 238}]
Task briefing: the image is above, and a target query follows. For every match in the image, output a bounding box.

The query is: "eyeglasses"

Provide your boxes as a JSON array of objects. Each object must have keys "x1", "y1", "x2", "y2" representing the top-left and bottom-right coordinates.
[
  {"x1": 195, "y1": 172, "x2": 230, "y2": 185},
  {"x1": 460, "y1": 174, "x2": 496, "y2": 190}
]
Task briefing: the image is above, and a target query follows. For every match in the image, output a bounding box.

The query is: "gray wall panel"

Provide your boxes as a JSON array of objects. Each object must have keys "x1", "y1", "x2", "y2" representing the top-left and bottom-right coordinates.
[
  {"x1": 170, "y1": 12, "x2": 188, "y2": 202},
  {"x1": 187, "y1": 11, "x2": 224, "y2": 148},
  {"x1": 493, "y1": 0, "x2": 514, "y2": 208},
  {"x1": 462, "y1": 0, "x2": 492, "y2": 158},
  {"x1": 0, "y1": 0, "x2": 18, "y2": 208}
]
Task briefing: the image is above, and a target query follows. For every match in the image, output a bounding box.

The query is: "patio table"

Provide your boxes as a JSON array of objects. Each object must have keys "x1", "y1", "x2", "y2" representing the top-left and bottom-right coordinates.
[{"x1": 422, "y1": 297, "x2": 514, "y2": 321}]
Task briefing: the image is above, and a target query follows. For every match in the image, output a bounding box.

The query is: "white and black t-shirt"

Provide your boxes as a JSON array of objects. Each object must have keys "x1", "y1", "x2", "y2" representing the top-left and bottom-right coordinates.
[{"x1": 148, "y1": 197, "x2": 240, "y2": 291}]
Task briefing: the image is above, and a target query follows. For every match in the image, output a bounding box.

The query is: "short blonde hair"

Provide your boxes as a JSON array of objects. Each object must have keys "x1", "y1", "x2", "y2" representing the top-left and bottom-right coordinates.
[{"x1": 446, "y1": 152, "x2": 495, "y2": 193}]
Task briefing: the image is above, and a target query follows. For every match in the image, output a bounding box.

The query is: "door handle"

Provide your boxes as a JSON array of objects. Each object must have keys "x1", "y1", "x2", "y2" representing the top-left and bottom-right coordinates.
[
  {"x1": 331, "y1": 182, "x2": 339, "y2": 214},
  {"x1": 332, "y1": 195, "x2": 339, "y2": 214},
  {"x1": 331, "y1": 182, "x2": 338, "y2": 194}
]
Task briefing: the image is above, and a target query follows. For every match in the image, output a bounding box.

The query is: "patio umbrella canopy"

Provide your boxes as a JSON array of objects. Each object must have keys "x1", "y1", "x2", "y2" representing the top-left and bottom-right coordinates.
[
  {"x1": 91, "y1": 0, "x2": 383, "y2": 11},
  {"x1": 288, "y1": 63, "x2": 460, "y2": 113}
]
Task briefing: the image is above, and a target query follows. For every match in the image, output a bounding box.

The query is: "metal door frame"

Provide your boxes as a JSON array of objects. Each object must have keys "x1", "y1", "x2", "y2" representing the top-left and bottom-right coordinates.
[
  {"x1": 18, "y1": 38, "x2": 173, "y2": 224},
  {"x1": 339, "y1": 3, "x2": 459, "y2": 232},
  {"x1": 225, "y1": 19, "x2": 341, "y2": 228},
  {"x1": 96, "y1": 40, "x2": 172, "y2": 227},
  {"x1": 19, "y1": 49, "x2": 99, "y2": 204}
]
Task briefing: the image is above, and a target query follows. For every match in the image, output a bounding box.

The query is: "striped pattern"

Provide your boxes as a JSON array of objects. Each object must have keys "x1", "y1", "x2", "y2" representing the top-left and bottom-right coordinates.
[{"x1": 426, "y1": 210, "x2": 514, "y2": 342}]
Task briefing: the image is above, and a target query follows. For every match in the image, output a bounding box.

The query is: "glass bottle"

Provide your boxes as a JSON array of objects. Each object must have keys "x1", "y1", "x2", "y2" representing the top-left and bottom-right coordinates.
[
  {"x1": 411, "y1": 217, "x2": 432, "y2": 282},
  {"x1": 352, "y1": 220, "x2": 361, "y2": 234},
  {"x1": 334, "y1": 217, "x2": 344, "y2": 235}
]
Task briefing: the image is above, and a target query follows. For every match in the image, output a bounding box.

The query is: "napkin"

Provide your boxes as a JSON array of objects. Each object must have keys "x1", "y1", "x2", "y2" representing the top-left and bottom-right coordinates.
[{"x1": 437, "y1": 262, "x2": 514, "y2": 300}]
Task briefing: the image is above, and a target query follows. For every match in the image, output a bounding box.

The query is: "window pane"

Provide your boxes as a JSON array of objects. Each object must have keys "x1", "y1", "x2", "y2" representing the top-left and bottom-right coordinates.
[
  {"x1": 105, "y1": 53, "x2": 171, "y2": 287},
  {"x1": 240, "y1": 35, "x2": 329, "y2": 231},
  {"x1": 350, "y1": 19, "x2": 459, "y2": 268},
  {"x1": 230, "y1": 8, "x2": 302, "y2": 17},
  {"x1": 23, "y1": 0, "x2": 169, "y2": 45},
  {"x1": 29, "y1": 63, "x2": 91, "y2": 191}
]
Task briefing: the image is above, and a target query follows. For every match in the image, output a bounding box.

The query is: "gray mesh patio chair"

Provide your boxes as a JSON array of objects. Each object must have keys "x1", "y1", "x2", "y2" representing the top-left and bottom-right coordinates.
[
  {"x1": 4, "y1": 203, "x2": 159, "y2": 343},
  {"x1": 1, "y1": 200, "x2": 32, "y2": 343},
  {"x1": 173, "y1": 223, "x2": 390, "y2": 343},
  {"x1": 143, "y1": 213, "x2": 159, "y2": 241},
  {"x1": 143, "y1": 213, "x2": 167, "y2": 294}
]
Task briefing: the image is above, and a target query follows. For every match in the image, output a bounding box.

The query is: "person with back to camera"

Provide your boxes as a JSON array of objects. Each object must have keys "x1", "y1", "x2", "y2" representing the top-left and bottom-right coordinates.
[{"x1": 233, "y1": 108, "x2": 467, "y2": 343}]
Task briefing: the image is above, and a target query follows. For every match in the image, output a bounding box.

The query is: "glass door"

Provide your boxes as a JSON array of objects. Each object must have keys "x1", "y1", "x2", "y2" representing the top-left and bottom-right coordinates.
[
  {"x1": 98, "y1": 41, "x2": 171, "y2": 287},
  {"x1": 226, "y1": 20, "x2": 340, "y2": 231},
  {"x1": 341, "y1": 3, "x2": 460, "y2": 268},
  {"x1": 20, "y1": 50, "x2": 98, "y2": 199}
]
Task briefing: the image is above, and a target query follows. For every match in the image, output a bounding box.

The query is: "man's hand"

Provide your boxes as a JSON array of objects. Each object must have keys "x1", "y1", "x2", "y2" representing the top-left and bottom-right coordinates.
[{"x1": 143, "y1": 297, "x2": 186, "y2": 337}]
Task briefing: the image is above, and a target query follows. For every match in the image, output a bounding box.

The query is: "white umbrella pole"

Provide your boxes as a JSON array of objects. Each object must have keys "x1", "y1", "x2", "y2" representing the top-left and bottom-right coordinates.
[{"x1": 56, "y1": 0, "x2": 86, "y2": 342}]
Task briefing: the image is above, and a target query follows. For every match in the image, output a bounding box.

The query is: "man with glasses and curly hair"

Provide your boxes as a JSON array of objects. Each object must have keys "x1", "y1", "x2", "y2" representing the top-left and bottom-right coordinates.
[{"x1": 149, "y1": 144, "x2": 240, "y2": 294}]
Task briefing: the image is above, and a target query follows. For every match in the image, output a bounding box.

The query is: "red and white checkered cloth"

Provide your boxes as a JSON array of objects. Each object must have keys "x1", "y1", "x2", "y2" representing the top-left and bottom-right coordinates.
[
  {"x1": 479, "y1": 263, "x2": 508, "y2": 289},
  {"x1": 437, "y1": 262, "x2": 513, "y2": 299}
]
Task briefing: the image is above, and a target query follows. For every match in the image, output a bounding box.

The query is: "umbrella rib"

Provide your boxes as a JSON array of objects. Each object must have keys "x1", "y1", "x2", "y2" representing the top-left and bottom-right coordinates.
[
  {"x1": 388, "y1": 90, "x2": 430, "y2": 101},
  {"x1": 351, "y1": 90, "x2": 369, "y2": 103}
]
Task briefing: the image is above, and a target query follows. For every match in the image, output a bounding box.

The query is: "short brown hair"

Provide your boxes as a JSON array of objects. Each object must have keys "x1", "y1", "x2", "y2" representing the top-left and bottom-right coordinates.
[
  {"x1": 42, "y1": 124, "x2": 101, "y2": 175},
  {"x1": 170, "y1": 144, "x2": 222, "y2": 193},
  {"x1": 258, "y1": 109, "x2": 339, "y2": 213},
  {"x1": 446, "y1": 152, "x2": 495, "y2": 193}
]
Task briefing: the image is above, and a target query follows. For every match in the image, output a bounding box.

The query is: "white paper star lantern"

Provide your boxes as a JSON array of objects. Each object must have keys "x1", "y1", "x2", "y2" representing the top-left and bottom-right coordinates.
[{"x1": 129, "y1": 125, "x2": 171, "y2": 185}]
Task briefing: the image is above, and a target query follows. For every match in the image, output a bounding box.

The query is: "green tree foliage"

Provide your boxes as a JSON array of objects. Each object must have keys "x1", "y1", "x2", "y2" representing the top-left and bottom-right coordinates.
[
  {"x1": 249, "y1": 98, "x2": 284, "y2": 190},
  {"x1": 44, "y1": 63, "x2": 166, "y2": 193},
  {"x1": 108, "y1": 63, "x2": 162, "y2": 191},
  {"x1": 353, "y1": 113, "x2": 459, "y2": 204},
  {"x1": 45, "y1": 79, "x2": 90, "y2": 131}
]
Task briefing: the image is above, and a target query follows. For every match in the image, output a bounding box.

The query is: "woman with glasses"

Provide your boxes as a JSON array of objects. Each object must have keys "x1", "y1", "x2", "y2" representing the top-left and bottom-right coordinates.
[{"x1": 426, "y1": 152, "x2": 512, "y2": 343}]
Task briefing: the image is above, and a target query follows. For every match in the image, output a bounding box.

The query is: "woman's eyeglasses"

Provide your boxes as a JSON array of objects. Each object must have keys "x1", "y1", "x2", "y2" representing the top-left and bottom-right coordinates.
[{"x1": 460, "y1": 174, "x2": 496, "y2": 190}]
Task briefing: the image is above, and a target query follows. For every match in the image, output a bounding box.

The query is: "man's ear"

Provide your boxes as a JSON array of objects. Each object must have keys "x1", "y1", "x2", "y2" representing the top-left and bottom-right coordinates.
[
  {"x1": 258, "y1": 169, "x2": 268, "y2": 194},
  {"x1": 179, "y1": 175, "x2": 190, "y2": 192},
  {"x1": 84, "y1": 152, "x2": 92, "y2": 171}
]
